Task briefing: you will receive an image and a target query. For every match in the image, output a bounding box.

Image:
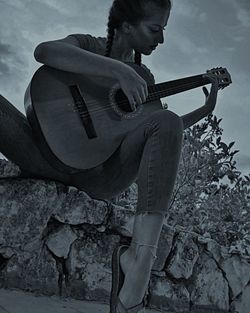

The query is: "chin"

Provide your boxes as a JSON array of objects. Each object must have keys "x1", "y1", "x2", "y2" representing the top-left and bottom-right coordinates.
[{"x1": 142, "y1": 49, "x2": 153, "y2": 56}]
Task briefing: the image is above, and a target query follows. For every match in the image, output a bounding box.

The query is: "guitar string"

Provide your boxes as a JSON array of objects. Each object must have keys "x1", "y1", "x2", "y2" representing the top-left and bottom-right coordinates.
[
  {"x1": 52, "y1": 72, "x2": 227, "y2": 120},
  {"x1": 72, "y1": 79, "x2": 211, "y2": 119},
  {"x1": 75, "y1": 80, "x2": 216, "y2": 119},
  {"x1": 74, "y1": 71, "x2": 227, "y2": 115},
  {"x1": 75, "y1": 74, "x2": 228, "y2": 116},
  {"x1": 76, "y1": 79, "x2": 224, "y2": 119},
  {"x1": 76, "y1": 82, "x2": 213, "y2": 118}
]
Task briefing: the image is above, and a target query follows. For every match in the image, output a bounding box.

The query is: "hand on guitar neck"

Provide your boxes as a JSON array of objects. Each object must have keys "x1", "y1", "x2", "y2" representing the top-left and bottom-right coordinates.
[
  {"x1": 202, "y1": 73, "x2": 219, "y2": 112},
  {"x1": 202, "y1": 67, "x2": 232, "y2": 113}
]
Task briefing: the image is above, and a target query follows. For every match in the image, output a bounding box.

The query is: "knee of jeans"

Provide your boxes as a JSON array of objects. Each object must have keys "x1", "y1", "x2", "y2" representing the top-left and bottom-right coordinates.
[{"x1": 147, "y1": 110, "x2": 183, "y2": 137}]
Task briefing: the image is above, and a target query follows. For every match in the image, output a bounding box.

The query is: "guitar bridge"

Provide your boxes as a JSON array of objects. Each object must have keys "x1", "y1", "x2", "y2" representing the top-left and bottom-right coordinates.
[{"x1": 69, "y1": 85, "x2": 97, "y2": 139}]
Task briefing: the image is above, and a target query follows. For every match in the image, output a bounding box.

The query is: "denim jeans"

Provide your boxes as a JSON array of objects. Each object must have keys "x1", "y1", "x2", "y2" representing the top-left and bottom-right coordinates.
[{"x1": 0, "y1": 95, "x2": 183, "y2": 217}]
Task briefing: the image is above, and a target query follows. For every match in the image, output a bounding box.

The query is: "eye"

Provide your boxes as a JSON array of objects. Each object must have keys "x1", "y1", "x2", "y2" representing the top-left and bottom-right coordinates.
[{"x1": 150, "y1": 27, "x2": 166, "y2": 33}]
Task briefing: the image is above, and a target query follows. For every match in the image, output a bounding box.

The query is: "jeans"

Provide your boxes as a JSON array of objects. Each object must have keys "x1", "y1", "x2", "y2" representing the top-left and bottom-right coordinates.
[{"x1": 0, "y1": 95, "x2": 183, "y2": 217}]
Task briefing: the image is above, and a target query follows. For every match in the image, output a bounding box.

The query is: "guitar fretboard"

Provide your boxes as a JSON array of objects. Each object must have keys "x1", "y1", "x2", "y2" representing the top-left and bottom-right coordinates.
[{"x1": 147, "y1": 74, "x2": 211, "y2": 101}]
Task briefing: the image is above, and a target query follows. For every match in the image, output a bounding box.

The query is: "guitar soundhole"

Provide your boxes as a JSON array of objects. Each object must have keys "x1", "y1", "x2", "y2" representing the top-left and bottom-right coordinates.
[
  {"x1": 115, "y1": 89, "x2": 134, "y2": 112},
  {"x1": 69, "y1": 85, "x2": 97, "y2": 139}
]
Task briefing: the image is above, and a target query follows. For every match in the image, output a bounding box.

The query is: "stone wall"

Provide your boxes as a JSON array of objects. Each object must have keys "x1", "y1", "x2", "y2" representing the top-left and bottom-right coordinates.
[{"x1": 0, "y1": 160, "x2": 250, "y2": 313}]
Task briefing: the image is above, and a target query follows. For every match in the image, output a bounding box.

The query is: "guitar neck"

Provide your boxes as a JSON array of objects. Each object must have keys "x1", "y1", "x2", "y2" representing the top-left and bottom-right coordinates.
[{"x1": 147, "y1": 74, "x2": 211, "y2": 101}]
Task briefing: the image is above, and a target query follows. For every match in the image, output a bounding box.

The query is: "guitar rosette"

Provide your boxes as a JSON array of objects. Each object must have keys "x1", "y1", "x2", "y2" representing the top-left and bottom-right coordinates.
[{"x1": 109, "y1": 83, "x2": 143, "y2": 120}]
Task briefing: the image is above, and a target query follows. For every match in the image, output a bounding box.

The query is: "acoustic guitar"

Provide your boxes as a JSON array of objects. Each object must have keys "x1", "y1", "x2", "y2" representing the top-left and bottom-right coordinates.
[{"x1": 24, "y1": 64, "x2": 231, "y2": 173}]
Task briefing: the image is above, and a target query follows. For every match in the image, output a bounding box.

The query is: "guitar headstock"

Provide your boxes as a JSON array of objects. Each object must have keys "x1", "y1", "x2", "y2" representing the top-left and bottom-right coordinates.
[{"x1": 206, "y1": 67, "x2": 232, "y2": 90}]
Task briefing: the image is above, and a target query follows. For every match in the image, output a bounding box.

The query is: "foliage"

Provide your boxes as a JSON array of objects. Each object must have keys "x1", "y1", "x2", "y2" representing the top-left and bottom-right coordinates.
[{"x1": 167, "y1": 114, "x2": 250, "y2": 247}]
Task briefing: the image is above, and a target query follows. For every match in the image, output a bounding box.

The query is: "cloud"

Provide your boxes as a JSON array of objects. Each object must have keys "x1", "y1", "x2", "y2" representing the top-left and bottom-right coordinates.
[
  {"x1": 0, "y1": 0, "x2": 112, "y2": 106},
  {"x1": 235, "y1": 154, "x2": 250, "y2": 174},
  {"x1": 0, "y1": 42, "x2": 12, "y2": 76},
  {"x1": 162, "y1": 0, "x2": 250, "y2": 75},
  {"x1": 0, "y1": 35, "x2": 27, "y2": 104}
]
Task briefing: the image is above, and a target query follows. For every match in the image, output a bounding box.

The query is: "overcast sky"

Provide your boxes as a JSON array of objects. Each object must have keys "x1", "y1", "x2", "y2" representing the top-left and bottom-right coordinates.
[{"x1": 0, "y1": 0, "x2": 249, "y2": 175}]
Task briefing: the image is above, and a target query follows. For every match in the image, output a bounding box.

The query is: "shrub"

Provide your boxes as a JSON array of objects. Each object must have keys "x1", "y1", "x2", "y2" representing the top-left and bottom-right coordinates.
[{"x1": 167, "y1": 114, "x2": 250, "y2": 247}]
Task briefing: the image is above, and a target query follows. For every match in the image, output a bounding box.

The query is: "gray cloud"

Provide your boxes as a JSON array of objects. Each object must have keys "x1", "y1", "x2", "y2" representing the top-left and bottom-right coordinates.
[
  {"x1": 0, "y1": 42, "x2": 11, "y2": 76},
  {"x1": 236, "y1": 154, "x2": 250, "y2": 174},
  {"x1": 151, "y1": 0, "x2": 249, "y2": 75}
]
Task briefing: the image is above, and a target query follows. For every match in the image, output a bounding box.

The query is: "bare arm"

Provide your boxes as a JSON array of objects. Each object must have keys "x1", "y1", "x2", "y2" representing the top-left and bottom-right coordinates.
[
  {"x1": 34, "y1": 36, "x2": 124, "y2": 79},
  {"x1": 181, "y1": 103, "x2": 212, "y2": 130},
  {"x1": 34, "y1": 35, "x2": 148, "y2": 107},
  {"x1": 181, "y1": 75, "x2": 219, "y2": 130}
]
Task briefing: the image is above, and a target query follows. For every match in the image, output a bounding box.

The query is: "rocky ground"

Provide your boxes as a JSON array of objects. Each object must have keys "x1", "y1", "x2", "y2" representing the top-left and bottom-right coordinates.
[
  {"x1": 0, "y1": 288, "x2": 161, "y2": 313},
  {"x1": 1, "y1": 159, "x2": 250, "y2": 313}
]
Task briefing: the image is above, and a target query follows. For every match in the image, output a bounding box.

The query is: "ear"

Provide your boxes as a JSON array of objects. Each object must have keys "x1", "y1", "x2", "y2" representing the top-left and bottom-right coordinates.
[{"x1": 121, "y1": 21, "x2": 134, "y2": 34}]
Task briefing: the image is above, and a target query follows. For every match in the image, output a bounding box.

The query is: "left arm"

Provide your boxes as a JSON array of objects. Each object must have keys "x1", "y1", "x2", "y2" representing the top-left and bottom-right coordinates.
[{"x1": 181, "y1": 74, "x2": 219, "y2": 130}]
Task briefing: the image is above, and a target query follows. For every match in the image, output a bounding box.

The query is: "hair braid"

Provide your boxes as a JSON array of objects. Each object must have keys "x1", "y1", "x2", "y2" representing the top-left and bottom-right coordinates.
[
  {"x1": 105, "y1": 21, "x2": 115, "y2": 57},
  {"x1": 134, "y1": 50, "x2": 142, "y2": 66}
]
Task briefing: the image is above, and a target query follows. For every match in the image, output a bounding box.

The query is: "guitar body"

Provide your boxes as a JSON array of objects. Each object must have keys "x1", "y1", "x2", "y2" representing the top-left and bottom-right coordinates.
[
  {"x1": 25, "y1": 64, "x2": 231, "y2": 173},
  {"x1": 25, "y1": 64, "x2": 162, "y2": 172}
]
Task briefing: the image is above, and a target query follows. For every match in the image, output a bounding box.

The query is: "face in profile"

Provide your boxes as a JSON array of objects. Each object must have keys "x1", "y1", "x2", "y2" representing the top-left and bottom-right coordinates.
[{"x1": 128, "y1": 5, "x2": 170, "y2": 55}]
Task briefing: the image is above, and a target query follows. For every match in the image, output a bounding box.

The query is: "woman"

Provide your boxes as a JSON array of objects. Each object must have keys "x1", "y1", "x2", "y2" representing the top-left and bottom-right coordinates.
[{"x1": 0, "y1": 0, "x2": 219, "y2": 312}]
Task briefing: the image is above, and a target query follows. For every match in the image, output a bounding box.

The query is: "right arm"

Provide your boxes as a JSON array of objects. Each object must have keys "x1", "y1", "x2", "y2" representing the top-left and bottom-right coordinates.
[
  {"x1": 35, "y1": 36, "x2": 125, "y2": 79},
  {"x1": 34, "y1": 36, "x2": 148, "y2": 108}
]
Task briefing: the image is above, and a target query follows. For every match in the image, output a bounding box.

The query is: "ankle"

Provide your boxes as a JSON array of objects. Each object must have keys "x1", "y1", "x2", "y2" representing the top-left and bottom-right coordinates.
[
  {"x1": 124, "y1": 245, "x2": 137, "y2": 261},
  {"x1": 130, "y1": 242, "x2": 158, "y2": 262}
]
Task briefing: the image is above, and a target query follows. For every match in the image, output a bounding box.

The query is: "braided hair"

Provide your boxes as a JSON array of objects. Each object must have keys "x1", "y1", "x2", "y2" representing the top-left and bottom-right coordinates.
[{"x1": 105, "y1": 0, "x2": 171, "y2": 66}]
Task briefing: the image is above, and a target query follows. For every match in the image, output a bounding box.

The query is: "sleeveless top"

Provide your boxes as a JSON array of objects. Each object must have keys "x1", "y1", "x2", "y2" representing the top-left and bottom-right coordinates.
[{"x1": 67, "y1": 33, "x2": 155, "y2": 84}]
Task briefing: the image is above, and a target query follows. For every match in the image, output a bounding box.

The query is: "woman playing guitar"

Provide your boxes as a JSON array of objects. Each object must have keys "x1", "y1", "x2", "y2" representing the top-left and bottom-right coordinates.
[{"x1": 0, "y1": 0, "x2": 230, "y2": 312}]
